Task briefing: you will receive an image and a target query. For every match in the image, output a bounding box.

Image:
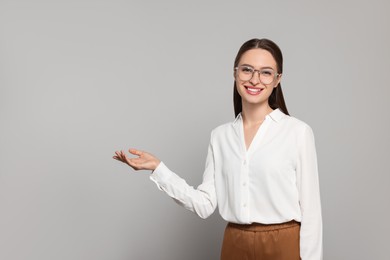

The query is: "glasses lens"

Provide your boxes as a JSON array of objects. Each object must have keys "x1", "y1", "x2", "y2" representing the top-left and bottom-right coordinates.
[
  {"x1": 237, "y1": 66, "x2": 253, "y2": 81},
  {"x1": 259, "y1": 69, "x2": 275, "y2": 84}
]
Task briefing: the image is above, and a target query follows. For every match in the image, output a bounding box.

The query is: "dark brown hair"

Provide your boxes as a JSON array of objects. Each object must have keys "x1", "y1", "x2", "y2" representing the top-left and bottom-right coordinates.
[{"x1": 233, "y1": 38, "x2": 290, "y2": 117}]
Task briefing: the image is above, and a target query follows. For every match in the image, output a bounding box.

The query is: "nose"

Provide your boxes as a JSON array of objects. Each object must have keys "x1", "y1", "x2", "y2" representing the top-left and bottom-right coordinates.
[{"x1": 249, "y1": 71, "x2": 261, "y2": 85}]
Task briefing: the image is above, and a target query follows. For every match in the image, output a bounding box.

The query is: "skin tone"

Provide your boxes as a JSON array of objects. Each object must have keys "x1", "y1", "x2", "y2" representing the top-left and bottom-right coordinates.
[
  {"x1": 113, "y1": 48, "x2": 281, "y2": 171},
  {"x1": 235, "y1": 48, "x2": 281, "y2": 150},
  {"x1": 113, "y1": 149, "x2": 160, "y2": 171}
]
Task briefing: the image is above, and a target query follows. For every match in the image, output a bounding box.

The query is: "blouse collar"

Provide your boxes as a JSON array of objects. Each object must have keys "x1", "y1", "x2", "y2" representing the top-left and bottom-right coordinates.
[{"x1": 233, "y1": 108, "x2": 286, "y2": 125}]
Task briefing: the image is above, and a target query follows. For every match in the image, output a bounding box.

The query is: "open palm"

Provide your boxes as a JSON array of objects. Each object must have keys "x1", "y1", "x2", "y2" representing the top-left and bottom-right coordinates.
[{"x1": 113, "y1": 149, "x2": 160, "y2": 171}]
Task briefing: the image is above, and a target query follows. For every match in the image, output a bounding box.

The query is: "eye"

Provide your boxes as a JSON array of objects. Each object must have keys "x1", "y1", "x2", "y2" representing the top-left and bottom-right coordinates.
[
  {"x1": 240, "y1": 66, "x2": 253, "y2": 74},
  {"x1": 261, "y1": 70, "x2": 274, "y2": 77}
]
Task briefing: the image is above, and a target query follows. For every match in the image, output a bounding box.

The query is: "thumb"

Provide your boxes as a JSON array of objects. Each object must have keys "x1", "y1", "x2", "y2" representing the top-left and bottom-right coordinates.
[{"x1": 129, "y1": 148, "x2": 143, "y2": 156}]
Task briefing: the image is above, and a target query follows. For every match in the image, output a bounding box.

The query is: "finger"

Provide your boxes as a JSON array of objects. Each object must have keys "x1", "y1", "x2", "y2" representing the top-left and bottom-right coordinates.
[
  {"x1": 113, "y1": 157, "x2": 125, "y2": 165},
  {"x1": 120, "y1": 151, "x2": 127, "y2": 161},
  {"x1": 128, "y1": 149, "x2": 138, "y2": 156},
  {"x1": 122, "y1": 151, "x2": 136, "y2": 166},
  {"x1": 129, "y1": 148, "x2": 143, "y2": 157},
  {"x1": 113, "y1": 154, "x2": 125, "y2": 163},
  {"x1": 113, "y1": 156, "x2": 121, "y2": 161}
]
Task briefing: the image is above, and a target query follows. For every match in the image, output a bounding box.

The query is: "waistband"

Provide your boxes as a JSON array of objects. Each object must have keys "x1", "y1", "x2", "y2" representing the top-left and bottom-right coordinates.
[{"x1": 227, "y1": 220, "x2": 300, "y2": 232}]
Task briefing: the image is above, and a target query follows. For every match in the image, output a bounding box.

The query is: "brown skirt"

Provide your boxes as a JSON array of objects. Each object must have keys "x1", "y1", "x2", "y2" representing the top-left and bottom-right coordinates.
[{"x1": 220, "y1": 220, "x2": 301, "y2": 260}]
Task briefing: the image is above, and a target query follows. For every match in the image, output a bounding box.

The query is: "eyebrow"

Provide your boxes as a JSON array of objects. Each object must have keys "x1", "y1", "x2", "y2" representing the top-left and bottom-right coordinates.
[{"x1": 240, "y1": 64, "x2": 275, "y2": 70}]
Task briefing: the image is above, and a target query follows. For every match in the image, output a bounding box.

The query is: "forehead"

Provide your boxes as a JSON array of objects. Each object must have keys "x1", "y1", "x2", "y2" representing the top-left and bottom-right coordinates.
[{"x1": 239, "y1": 48, "x2": 277, "y2": 69}]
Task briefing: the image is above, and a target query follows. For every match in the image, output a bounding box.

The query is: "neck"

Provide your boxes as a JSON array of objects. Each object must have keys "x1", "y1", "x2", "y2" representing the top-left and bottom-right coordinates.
[{"x1": 241, "y1": 101, "x2": 274, "y2": 126}]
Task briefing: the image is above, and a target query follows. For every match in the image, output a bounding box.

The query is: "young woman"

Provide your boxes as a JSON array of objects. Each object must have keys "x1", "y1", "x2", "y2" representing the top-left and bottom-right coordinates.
[{"x1": 113, "y1": 38, "x2": 323, "y2": 260}]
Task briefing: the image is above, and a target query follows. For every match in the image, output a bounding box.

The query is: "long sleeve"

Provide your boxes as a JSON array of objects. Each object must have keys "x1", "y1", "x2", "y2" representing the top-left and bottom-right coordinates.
[
  {"x1": 149, "y1": 133, "x2": 217, "y2": 219},
  {"x1": 296, "y1": 125, "x2": 323, "y2": 260}
]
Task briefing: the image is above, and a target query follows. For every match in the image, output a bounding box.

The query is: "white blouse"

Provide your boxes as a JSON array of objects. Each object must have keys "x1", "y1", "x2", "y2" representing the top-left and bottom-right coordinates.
[{"x1": 150, "y1": 108, "x2": 323, "y2": 260}]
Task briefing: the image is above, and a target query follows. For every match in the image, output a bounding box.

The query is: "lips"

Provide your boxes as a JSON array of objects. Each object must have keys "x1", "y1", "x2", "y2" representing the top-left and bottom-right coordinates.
[{"x1": 245, "y1": 86, "x2": 264, "y2": 95}]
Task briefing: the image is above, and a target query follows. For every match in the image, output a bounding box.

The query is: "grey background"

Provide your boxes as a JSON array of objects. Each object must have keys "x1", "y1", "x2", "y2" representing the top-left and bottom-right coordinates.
[{"x1": 0, "y1": 0, "x2": 389, "y2": 259}]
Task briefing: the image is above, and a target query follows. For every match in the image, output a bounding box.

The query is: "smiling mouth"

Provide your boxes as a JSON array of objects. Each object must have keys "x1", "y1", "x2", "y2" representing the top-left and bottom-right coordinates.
[{"x1": 245, "y1": 86, "x2": 264, "y2": 95}]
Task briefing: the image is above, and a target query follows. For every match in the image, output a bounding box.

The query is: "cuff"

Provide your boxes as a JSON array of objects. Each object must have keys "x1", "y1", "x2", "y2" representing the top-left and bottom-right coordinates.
[{"x1": 149, "y1": 161, "x2": 173, "y2": 191}]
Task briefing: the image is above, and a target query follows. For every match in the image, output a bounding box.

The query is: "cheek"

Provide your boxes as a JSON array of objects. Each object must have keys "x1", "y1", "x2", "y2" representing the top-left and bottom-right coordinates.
[
  {"x1": 235, "y1": 81, "x2": 244, "y2": 95},
  {"x1": 267, "y1": 86, "x2": 277, "y2": 98},
  {"x1": 235, "y1": 78, "x2": 245, "y2": 88}
]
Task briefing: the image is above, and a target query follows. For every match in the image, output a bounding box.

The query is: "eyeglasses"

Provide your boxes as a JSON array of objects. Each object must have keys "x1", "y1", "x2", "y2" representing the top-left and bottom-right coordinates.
[{"x1": 234, "y1": 65, "x2": 280, "y2": 85}]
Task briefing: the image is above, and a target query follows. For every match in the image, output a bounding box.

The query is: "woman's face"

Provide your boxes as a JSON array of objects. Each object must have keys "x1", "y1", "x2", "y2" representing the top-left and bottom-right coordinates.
[{"x1": 235, "y1": 48, "x2": 281, "y2": 107}]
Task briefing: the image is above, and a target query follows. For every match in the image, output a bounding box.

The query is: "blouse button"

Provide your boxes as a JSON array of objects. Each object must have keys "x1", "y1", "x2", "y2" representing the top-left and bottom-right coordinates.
[
  {"x1": 243, "y1": 160, "x2": 247, "y2": 165},
  {"x1": 242, "y1": 182, "x2": 247, "y2": 186},
  {"x1": 243, "y1": 203, "x2": 247, "y2": 207}
]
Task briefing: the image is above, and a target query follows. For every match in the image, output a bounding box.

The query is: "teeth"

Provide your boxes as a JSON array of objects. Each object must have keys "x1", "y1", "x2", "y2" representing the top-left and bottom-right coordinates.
[{"x1": 247, "y1": 87, "x2": 261, "y2": 92}]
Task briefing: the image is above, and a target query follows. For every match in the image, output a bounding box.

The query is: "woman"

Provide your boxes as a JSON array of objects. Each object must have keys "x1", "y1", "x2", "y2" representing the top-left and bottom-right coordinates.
[{"x1": 113, "y1": 38, "x2": 323, "y2": 260}]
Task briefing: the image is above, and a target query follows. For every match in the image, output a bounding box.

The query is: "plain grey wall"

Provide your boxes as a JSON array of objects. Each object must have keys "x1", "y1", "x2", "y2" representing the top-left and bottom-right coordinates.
[{"x1": 1, "y1": 0, "x2": 389, "y2": 259}]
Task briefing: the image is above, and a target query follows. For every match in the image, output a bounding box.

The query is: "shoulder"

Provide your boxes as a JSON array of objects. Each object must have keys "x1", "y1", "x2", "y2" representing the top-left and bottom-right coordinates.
[
  {"x1": 285, "y1": 115, "x2": 313, "y2": 131},
  {"x1": 268, "y1": 108, "x2": 314, "y2": 135},
  {"x1": 210, "y1": 121, "x2": 234, "y2": 139},
  {"x1": 285, "y1": 115, "x2": 316, "y2": 143},
  {"x1": 272, "y1": 109, "x2": 316, "y2": 144},
  {"x1": 207, "y1": 115, "x2": 241, "y2": 144}
]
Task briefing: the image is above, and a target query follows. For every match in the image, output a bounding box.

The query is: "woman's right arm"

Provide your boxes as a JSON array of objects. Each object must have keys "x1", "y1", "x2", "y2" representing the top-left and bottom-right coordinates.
[{"x1": 113, "y1": 134, "x2": 218, "y2": 219}]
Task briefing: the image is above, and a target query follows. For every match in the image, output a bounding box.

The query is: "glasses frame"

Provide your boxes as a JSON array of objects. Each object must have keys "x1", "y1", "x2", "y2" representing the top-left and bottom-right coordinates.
[{"x1": 234, "y1": 65, "x2": 281, "y2": 85}]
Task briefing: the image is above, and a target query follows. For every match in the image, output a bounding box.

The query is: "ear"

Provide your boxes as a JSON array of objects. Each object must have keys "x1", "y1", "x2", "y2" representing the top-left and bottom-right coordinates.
[{"x1": 274, "y1": 73, "x2": 282, "y2": 87}]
